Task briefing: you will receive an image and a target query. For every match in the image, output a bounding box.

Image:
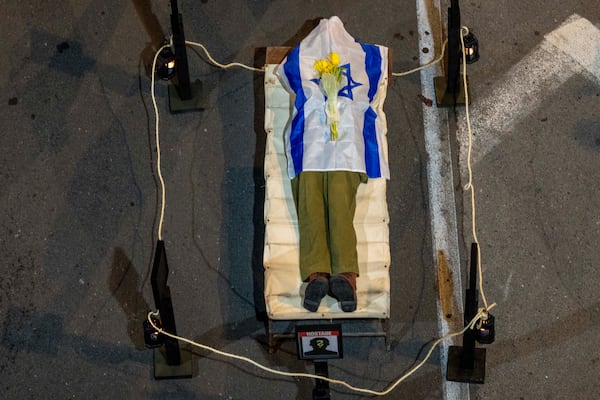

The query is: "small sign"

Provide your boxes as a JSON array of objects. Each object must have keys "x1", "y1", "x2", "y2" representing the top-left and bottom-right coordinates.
[{"x1": 296, "y1": 324, "x2": 343, "y2": 360}]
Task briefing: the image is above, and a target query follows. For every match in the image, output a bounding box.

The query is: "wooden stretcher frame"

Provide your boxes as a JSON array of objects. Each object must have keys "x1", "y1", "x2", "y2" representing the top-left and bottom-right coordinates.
[{"x1": 262, "y1": 47, "x2": 392, "y2": 352}]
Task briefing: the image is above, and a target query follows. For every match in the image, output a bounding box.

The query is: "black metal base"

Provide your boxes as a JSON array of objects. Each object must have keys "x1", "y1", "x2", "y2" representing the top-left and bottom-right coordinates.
[
  {"x1": 434, "y1": 75, "x2": 470, "y2": 107},
  {"x1": 168, "y1": 79, "x2": 205, "y2": 113},
  {"x1": 153, "y1": 345, "x2": 193, "y2": 380},
  {"x1": 446, "y1": 345, "x2": 486, "y2": 384}
]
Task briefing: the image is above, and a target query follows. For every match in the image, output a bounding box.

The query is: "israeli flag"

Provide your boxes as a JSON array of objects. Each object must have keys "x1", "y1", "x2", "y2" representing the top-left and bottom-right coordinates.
[{"x1": 276, "y1": 16, "x2": 389, "y2": 180}]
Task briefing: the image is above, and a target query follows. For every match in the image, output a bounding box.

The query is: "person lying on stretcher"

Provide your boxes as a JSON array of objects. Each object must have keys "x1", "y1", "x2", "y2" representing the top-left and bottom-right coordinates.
[{"x1": 276, "y1": 17, "x2": 389, "y2": 312}]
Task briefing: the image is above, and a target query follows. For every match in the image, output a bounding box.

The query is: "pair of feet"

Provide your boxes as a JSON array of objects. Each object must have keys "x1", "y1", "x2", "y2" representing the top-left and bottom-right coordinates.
[{"x1": 303, "y1": 272, "x2": 357, "y2": 312}]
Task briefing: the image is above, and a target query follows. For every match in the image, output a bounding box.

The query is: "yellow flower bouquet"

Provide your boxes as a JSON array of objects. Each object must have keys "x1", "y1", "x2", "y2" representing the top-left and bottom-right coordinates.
[{"x1": 314, "y1": 52, "x2": 345, "y2": 141}]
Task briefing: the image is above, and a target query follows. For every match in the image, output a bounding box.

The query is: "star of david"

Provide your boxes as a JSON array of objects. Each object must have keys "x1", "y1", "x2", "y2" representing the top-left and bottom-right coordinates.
[
  {"x1": 337, "y1": 63, "x2": 362, "y2": 100},
  {"x1": 311, "y1": 63, "x2": 363, "y2": 100}
]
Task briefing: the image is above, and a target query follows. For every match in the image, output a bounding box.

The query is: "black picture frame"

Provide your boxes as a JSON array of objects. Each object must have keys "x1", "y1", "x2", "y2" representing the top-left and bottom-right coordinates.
[{"x1": 296, "y1": 324, "x2": 343, "y2": 360}]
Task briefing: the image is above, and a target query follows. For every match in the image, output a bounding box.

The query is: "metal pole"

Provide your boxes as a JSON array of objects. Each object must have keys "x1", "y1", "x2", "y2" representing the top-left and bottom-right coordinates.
[
  {"x1": 446, "y1": 242, "x2": 486, "y2": 383},
  {"x1": 313, "y1": 361, "x2": 330, "y2": 400},
  {"x1": 170, "y1": 0, "x2": 192, "y2": 100},
  {"x1": 434, "y1": 0, "x2": 469, "y2": 106},
  {"x1": 460, "y1": 242, "x2": 480, "y2": 369},
  {"x1": 446, "y1": 0, "x2": 461, "y2": 96}
]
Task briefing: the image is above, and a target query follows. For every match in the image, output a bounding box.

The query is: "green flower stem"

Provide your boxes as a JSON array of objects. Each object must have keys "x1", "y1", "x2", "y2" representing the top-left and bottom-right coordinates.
[
  {"x1": 326, "y1": 98, "x2": 339, "y2": 141},
  {"x1": 321, "y1": 72, "x2": 343, "y2": 141}
]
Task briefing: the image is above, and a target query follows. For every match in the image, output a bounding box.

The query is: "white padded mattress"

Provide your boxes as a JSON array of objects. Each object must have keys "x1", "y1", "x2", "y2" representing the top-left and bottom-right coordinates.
[{"x1": 263, "y1": 63, "x2": 391, "y2": 320}]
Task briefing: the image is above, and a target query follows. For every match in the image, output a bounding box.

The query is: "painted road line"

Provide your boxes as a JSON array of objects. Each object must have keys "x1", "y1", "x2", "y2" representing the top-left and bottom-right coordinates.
[
  {"x1": 544, "y1": 14, "x2": 600, "y2": 82},
  {"x1": 417, "y1": 1, "x2": 469, "y2": 399},
  {"x1": 460, "y1": 14, "x2": 600, "y2": 164}
]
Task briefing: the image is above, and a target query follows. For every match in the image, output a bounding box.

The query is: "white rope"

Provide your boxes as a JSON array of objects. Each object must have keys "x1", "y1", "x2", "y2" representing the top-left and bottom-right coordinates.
[
  {"x1": 185, "y1": 39, "x2": 265, "y2": 72},
  {"x1": 147, "y1": 307, "x2": 494, "y2": 396},
  {"x1": 392, "y1": 39, "x2": 448, "y2": 77},
  {"x1": 459, "y1": 26, "x2": 491, "y2": 311},
  {"x1": 147, "y1": 30, "x2": 497, "y2": 395},
  {"x1": 151, "y1": 44, "x2": 170, "y2": 241}
]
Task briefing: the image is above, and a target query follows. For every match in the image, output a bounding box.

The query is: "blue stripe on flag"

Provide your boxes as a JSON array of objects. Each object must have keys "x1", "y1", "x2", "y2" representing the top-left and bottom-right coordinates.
[
  {"x1": 283, "y1": 46, "x2": 305, "y2": 175},
  {"x1": 363, "y1": 107, "x2": 381, "y2": 177},
  {"x1": 360, "y1": 43, "x2": 382, "y2": 102},
  {"x1": 360, "y1": 44, "x2": 382, "y2": 177}
]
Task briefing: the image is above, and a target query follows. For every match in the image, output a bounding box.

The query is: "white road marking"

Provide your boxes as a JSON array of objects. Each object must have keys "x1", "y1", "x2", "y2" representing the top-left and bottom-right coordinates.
[
  {"x1": 416, "y1": 9, "x2": 599, "y2": 400},
  {"x1": 460, "y1": 14, "x2": 600, "y2": 163},
  {"x1": 503, "y1": 270, "x2": 514, "y2": 302},
  {"x1": 417, "y1": 1, "x2": 469, "y2": 399},
  {"x1": 545, "y1": 14, "x2": 600, "y2": 81}
]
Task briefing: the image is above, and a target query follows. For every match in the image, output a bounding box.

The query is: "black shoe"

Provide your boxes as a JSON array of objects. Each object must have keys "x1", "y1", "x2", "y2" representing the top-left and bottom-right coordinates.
[
  {"x1": 330, "y1": 273, "x2": 357, "y2": 312},
  {"x1": 303, "y1": 273, "x2": 329, "y2": 312}
]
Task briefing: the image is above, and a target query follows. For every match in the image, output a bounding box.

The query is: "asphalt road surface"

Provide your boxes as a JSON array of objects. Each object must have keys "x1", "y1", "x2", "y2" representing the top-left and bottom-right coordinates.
[{"x1": 1, "y1": 1, "x2": 598, "y2": 399}]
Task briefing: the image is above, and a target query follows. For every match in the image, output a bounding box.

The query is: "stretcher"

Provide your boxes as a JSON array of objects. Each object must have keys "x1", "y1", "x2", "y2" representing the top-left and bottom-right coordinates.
[{"x1": 262, "y1": 47, "x2": 392, "y2": 351}]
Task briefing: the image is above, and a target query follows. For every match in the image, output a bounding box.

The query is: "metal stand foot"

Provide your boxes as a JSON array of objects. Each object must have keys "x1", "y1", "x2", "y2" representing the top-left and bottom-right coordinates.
[
  {"x1": 153, "y1": 345, "x2": 193, "y2": 380},
  {"x1": 434, "y1": 75, "x2": 469, "y2": 106},
  {"x1": 446, "y1": 345, "x2": 486, "y2": 384},
  {"x1": 168, "y1": 79, "x2": 204, "y2": 112}
]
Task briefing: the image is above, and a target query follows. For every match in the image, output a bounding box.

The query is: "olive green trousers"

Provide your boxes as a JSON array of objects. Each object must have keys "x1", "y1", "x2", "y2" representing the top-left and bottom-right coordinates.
[{"x1": 291, "y1": 171, "x2": 365, "y2": 281}]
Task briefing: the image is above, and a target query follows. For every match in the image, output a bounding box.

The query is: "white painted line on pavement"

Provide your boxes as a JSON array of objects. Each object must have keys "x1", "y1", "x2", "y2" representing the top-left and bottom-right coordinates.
[
  {"x1": 417, "y1": 1, "x2": 469, "y2": 399},
  {"x1": 544, "y1": 14, "x2": 600, "y2": 81},
  {"x1": 460, "y1": 14, "x2": 600, "y2": 164}
]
